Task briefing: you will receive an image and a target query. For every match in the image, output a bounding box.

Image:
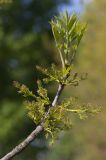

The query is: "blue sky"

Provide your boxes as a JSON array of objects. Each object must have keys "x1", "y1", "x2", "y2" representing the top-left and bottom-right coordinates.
[{"x1": 58, "y1": 0, "x2": 92, "y2": 15}]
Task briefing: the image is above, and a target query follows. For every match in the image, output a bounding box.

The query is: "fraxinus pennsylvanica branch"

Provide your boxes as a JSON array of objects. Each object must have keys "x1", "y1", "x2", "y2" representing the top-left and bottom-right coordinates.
[{"x1": 1, "y1": 11, "x2": 101, "y2": 160}]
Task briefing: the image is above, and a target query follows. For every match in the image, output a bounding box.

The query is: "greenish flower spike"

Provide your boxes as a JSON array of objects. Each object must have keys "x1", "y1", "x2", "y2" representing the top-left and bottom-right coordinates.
[
  {"x1": 50, "y1": 11, "x2": 86, "y2": 67},
  {"x1": 13, "y1": 81, "x2": 36, "y2": 98},
  {"x1": 36, "y1": 65, "x2": 87, "y2": 87},
  {"x1": 44, "y1": 97, "x2": 101, "y2": 144}
]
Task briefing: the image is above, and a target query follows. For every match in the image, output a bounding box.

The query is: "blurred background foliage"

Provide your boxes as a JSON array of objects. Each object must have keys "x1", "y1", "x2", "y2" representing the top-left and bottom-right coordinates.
[{"x1": 0, "y1": 0, "x2": 106, "y2": 160}]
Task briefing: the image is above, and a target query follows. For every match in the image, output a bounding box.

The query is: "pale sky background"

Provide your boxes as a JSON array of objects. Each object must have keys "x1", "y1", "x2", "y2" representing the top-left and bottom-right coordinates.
[{"x1": 58, "y1": 0, "x2": 92, "y2": 14}]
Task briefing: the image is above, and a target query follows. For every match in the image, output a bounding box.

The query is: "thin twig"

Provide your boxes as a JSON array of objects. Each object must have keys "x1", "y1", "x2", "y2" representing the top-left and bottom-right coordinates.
[
  {"x1": 58, "y1": 49, "x2": 65, "y2": 68},
  {"x1": 0, "y1": 125, "x2": 43, "y2": 160},
  {"x1": 52, "y1": 84, "x2": 64, "y2": 106}
]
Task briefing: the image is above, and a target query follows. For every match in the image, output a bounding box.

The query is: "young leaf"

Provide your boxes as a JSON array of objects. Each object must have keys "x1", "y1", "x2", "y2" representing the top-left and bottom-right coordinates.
[{"x1": 51, "y1": 12, "x2": 86, "y2": 66}]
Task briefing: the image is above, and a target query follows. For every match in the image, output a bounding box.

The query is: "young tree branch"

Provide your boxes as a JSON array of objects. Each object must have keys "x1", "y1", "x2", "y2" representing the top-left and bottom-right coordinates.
[
  {"x1": 1, "y1": 84, "x2": 64, "y2": 160},
  {"x1": 1, "y1": 12, "x2": 88, "y2": 160},
  {"x1": 0, "y1": 125, "x2": 43, "y2": 160},
  {"x1": 52, "y1": 84, "x2": 64, "y2": 107}
]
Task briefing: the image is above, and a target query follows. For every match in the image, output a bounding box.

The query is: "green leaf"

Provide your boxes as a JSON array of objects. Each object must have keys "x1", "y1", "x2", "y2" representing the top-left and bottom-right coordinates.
[
  {"x1": 51, "y1": 11, "x2": 86, "y2": 66},
  {"x1": 13, "y1": 81, "x2": 36, "y2": 98}
]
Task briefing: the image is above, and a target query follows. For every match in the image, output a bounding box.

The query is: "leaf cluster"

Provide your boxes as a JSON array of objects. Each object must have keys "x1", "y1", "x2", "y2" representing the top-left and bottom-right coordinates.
[
  {"x1": 14, "y1": 78, "x2": 101, "y2": 145},
  {"x1": 51, "y1": 11, "x2": 86, "y2": 67},
  {"x1": 14, "y1": 80, "x2": 50, "y2": 124},
  {"x1": 44, "y1": 97, "x2": 101, "y2": 144},
  {"x1": 36, "y1": 64, "x2": 87, "y2": 86}
]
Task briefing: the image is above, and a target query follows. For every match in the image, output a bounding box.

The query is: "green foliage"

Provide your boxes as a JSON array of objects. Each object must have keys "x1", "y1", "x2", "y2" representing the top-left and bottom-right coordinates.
[
  {"x1": 36, "y1": 64, "x2": 87, "y2": 86},
  {"x1": 36, "y1": 64, "x2": 73, "y2": 84},
  {"x1": 14, "y1": 80, "x2": 50, "y2": 124},
  {"x1": 14, "y1": 70, "x2": 100, "y2": 145},
  {"x1": 50, "y1": 11, "x2": 86, "y2": 67},
  {"x1": 13, "y1": 81, "x2": 36, "y2": 98},
  {"x1": 44, "y1": 97, "x2": 101, "y2": 145},
  {"x1": 14, "y1": 11, "x2": 101, "y2": 145},
  {"x1": 14, "y1": 77, "x2": 101, "y2": 145}
]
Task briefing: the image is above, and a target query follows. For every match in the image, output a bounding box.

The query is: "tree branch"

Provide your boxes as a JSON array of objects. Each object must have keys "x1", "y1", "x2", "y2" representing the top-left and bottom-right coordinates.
[
  {"x1": 52, "y1": 84, "x2": 64, "y2": 107},
  {"x1": 1, "y1": 84, "x2": 64, "y2": 160},
  {"x1": 0, "y1": 125, "x2": 43, "y2": 160}
]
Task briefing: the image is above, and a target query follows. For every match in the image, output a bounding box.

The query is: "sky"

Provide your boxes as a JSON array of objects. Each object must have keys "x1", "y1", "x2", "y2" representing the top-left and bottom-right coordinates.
[{"x1": 58, "y1": 0, "x2": 92, "y2": 15}]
